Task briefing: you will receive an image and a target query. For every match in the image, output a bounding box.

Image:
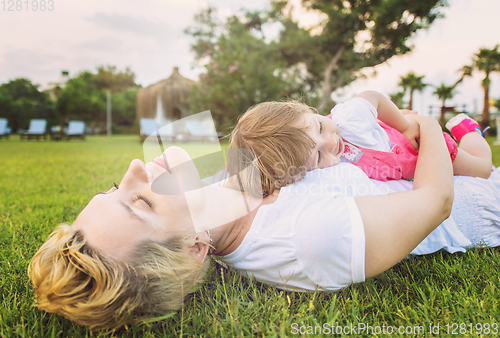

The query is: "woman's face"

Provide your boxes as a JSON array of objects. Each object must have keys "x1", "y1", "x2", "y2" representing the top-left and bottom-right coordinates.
[{"x1": 73, "y1": 147, "x2": 210, "y2": 261}]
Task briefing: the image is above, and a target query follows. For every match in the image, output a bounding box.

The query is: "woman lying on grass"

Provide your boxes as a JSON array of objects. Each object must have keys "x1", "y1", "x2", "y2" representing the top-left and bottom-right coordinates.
[{"x1": 29, "y1": 111, "x2": 500, "y2": 329}]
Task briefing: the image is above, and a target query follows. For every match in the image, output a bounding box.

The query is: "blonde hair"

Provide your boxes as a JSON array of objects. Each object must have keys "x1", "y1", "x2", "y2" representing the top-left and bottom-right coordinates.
[
  {"x1": 229, "y1": 101, "x2": 316, "y2": 197},
  {"x1": 28, "y1": 224, "x2": 208, "y2": 329}
]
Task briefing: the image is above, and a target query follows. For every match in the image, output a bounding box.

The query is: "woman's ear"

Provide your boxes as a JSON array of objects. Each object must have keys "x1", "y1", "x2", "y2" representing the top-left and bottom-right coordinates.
[{"x1": 186, "y1": 233, "x2": 211, "y2": 263}]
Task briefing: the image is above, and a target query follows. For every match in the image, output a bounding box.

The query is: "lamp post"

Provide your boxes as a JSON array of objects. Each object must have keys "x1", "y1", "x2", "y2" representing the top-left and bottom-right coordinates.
[{"x1": 107, "y1": 89, "x2": 112, "y2": 136}]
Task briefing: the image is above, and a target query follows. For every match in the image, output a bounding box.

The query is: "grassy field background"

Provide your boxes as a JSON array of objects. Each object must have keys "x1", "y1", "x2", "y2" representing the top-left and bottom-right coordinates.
[{"x1": 1, "y1": 134, "x2": 500, "y2": 337}]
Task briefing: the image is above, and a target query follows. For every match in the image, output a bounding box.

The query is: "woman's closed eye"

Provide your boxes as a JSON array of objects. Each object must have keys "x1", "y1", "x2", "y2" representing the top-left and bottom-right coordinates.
[{"x1": 135, "y1": 195, "x2": 153, "y2": 209}]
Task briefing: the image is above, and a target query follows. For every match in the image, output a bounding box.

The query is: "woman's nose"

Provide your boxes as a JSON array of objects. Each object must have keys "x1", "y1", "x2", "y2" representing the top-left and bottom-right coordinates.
[{"x1": 121, "y1": 159, "x2": 150, "y2": 187}]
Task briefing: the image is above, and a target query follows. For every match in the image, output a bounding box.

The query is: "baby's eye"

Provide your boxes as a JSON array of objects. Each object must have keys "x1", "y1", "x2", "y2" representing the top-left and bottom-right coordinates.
[{"x1": 319, "y1": 121, "x2": 323, "y2": 134}]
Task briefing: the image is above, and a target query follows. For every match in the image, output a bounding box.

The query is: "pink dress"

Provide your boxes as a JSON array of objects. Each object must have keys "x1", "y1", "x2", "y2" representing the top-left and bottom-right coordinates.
[{"x1": 327, "y1": 115, "x2": 458, "y2": 181}]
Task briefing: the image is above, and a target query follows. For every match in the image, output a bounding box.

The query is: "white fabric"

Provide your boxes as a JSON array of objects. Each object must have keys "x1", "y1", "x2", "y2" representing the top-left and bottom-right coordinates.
[
  {"x1": 219, "y1": 163, "x2": 500, "y2": 292},
  {"x1": 219, "y1": 163, "x2": 367, "y2": 292},
  {"x1": 369, "y1": 179, "x2": 473, "y2": 254},
  {"x1": 369, "y1": 169, "x2": 500, "y2": 251},
  {"x1": 451, "y1": 169, "x2": 500, "y2": 247},
  {"x1": 330, "y1": 97, "x2": 392, "y2": 151}
]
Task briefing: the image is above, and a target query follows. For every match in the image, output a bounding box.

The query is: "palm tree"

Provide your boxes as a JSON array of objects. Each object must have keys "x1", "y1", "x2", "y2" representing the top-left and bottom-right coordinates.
[
  {"x1": 452, "y1": 65, "x2": 473, "y2": 89},
  {"x1": 389, "y1": 91, "x2": 406, "y2": 109},
  {"x1": 473, "y1": 45, "x2": 500, "y2": 129},
  {"x1": 399, "y1": 72, "x2": 426, "y2": 110},
  {"x1": 433, "y1": 84, "x2": 455, "y2": 127}
]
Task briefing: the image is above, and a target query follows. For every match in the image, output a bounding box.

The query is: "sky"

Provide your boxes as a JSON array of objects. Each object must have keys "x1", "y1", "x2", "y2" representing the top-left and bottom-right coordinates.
[{"x1": 1, "y1": 0, "x2": 499, "y2": 117}]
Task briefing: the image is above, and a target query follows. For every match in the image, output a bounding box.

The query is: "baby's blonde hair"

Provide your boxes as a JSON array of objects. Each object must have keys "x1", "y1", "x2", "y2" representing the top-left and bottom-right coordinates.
[
  {"x1": 229, "y1": 101, "x2": 316, "y2": 197},
  {"x1": 29, "y1": 224, "x2": 208, "y2": 329}
]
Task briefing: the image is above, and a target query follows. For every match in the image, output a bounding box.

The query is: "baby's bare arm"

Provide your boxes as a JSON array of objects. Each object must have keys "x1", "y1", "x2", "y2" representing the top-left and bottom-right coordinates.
[{"x1": 356, "y1": 91, "x2": 420, "y2": 150}]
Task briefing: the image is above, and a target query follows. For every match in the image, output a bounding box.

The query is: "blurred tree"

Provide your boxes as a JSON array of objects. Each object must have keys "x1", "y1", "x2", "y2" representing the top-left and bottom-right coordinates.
[
  {"x1": 389, "y1": 91, "x2": 406, "y2": 109},
  {"x1": 187, "y1": 0, "x2": 447, "y2": 122},
  {"x1": 452, "y1": 65, "x2": 473, "y2": 89},
  {"x1": 92, "y1": 65, "x2": 137, "y2": 93},
  {"x1": 399, "y1": 72, "x2": 426, "y2": 110},
  {"x1": 473, "y1": 45, "x2": 500, "y2": 130},
  {"x1": 433, "y1": 84, "x2": 455, "y2": 127},
  {"x1": 56, "y1": 66, "x2": 139, "y2": 133},
  {"x1": 186, "y1": 8, "x2": 309, "y2": 130},
  {"x1": 0, "y1": 78, "x2": 55, "y2": 132},
  {"x1": 111, "y1": 87, "x2": 141, "y2": 134},
  {"x1": 56, "y1": 71, "x2": 106, "y2": 126},
  {"x1": 273, "y1": 0, "x2": 448, "y2": 113}
]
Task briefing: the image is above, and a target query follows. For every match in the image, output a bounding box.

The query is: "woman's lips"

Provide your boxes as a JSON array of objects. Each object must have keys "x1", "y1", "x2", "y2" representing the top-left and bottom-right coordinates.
[{"x1": 154, "y1": 156, "x2": 168, "y2": 170}]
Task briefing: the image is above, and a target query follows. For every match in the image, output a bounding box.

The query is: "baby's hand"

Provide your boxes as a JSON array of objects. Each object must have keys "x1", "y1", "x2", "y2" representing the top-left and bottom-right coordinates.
[{"x1": 401, "y1": 117, "x2": 420, "y2": 151}]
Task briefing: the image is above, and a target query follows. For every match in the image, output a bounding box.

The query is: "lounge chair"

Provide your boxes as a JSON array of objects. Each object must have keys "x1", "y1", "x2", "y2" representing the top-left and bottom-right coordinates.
[
  {"x1": 185, "y1": 119, "x2": 224, "y2": 142},
  {"x1": 140, "y1": 119, "x2": 159, "y2": 142},
  {"x1": 140, "y1": 118, "x2": 176, "y2": 143},
  {"x1": 0, "y1": 118, "x2": 10, "y2": 140},
  {"x1": 185, "y1": 120, "x2": 209, "y2": 142},
  {"x1": 20, "y1": 119, "x2": 47, "y2": 140},
  {"x1": 64, "y1": 121, "x2": 85, "y2": 140}
]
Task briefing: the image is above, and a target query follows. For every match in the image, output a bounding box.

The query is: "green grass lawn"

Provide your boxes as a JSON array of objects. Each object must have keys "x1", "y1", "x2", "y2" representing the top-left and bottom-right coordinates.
[{"x1": 1, "y1": 135, "x2": 500, "y2": 337}]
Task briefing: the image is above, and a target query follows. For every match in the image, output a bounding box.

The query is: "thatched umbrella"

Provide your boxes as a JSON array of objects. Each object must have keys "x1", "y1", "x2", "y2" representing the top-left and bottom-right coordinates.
[{"x1": 136, "y1": 67, "x2": 198, "y2": 125}]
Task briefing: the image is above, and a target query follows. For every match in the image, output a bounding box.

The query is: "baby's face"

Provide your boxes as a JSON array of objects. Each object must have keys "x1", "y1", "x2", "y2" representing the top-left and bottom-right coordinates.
[{"x1": 297, "y1": 113, "x2": 344, "y2": 170}]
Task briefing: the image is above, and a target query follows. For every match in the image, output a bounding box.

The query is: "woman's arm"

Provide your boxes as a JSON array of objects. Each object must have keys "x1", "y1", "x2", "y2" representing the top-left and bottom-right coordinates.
[
  {"x1": 356, "y1": 90, "x2": 420, "y2": 150},
  {"x1": 355, "y1": 115, "x2": 454, "y2": 278}
]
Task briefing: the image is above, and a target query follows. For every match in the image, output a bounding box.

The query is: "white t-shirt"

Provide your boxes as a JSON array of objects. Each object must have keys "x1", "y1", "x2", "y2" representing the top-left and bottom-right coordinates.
[
  {"x1": 219, "y1": 163, "x2": 367, "y2": 292},
  {"x1": 218, "y1": 163, "x2": 472, "y2": 292},
  {"x1": 330, "y1": 97, "x2": 392, "y2": 151}
]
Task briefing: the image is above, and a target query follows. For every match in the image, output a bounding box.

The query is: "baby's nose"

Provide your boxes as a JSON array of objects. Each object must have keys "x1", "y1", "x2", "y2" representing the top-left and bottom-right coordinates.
[{"x1": 327, "y1": 136, "x2": 338, "y2": 153}]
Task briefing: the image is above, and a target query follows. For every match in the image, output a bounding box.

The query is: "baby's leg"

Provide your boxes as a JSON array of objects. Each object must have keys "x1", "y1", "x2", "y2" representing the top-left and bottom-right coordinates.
[{"x1": 452, "y1": 131, "x2": 492, "y2": 178}]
